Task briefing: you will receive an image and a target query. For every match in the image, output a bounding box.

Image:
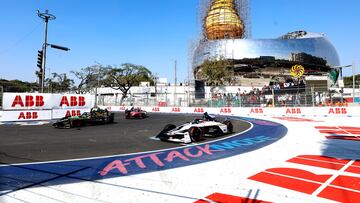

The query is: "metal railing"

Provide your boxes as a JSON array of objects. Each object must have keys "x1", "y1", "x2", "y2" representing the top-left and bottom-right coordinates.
[{"x1": 97, "y1": 86, "x2": 358, "y2": 108}]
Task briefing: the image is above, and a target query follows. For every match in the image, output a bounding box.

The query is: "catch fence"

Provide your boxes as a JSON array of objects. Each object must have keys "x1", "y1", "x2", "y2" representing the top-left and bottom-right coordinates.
[{"x1": 97, "y1": 86, "x2": 359, "y2": 108}]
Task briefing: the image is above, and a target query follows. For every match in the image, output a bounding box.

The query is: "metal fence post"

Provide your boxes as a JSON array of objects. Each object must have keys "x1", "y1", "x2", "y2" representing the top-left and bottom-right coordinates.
[
  {"x1": 272, "y1": 89, "x2": 275, "y2": 107},
  {"x1": 94, "y1": 87, "x2": 98, "y2": 107},
  {"x1": 0, "y1": 85, "x2": 3, "y2": 109},
  {"x1": 311, "y1": 86, "x2": 315, "y2": 107}
]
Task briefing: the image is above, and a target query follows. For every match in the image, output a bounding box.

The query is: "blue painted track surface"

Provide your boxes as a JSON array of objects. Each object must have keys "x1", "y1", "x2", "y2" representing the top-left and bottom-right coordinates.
[{"x1": 0, "y1": 116, "x2": 287, "y2": 195}]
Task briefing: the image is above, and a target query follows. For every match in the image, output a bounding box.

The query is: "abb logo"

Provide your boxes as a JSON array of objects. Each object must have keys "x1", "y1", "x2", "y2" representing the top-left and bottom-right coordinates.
[
  {"x1": 11, "y1": 95, "x2": 44, "y2": 107},
  {"x1": 249, "y1": 155, "x2": 360, "y2": 203},
  {"x1": 172, "y1": 107, "x2": 181, "y2": 112},
  {"x1": 18, "y1": 112, "x2": 38, "y2": 119},
  {"x1": 220, "y1": 108, "x2": 231, "y2": 114},
  {"x1": 119, "y1": 106, "x2": 126, "y2": 111},
  {"x1": 328, "y1": 108, "x2": 347, "y2": 114},
  {"x1": 157, "y1": 102, "x2": 167, "y2": 107},
  {"x1": 194, "y1": 108, "x2": 204, "y2": 113},
  {"x1": 250, "y1": 108, "x2": 263, "y2": 114},
  {"x1": 285, "y1": 108, "x2": 301, "y2": 114},
  {"x1": 65, "y1": 110, "x2": 81, "y2": 117},
  {"x1": 60, "y1": 96, "x2": 85, "y2": 107},
  {"x1": 152, "y1": 107, "x2": 160, "y2": 112}
]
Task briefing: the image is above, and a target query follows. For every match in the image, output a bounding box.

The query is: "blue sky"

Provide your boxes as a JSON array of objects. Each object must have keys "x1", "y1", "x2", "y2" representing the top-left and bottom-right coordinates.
[{"x1": 0, "y1": 0, "x2": 359, "y2": 84}]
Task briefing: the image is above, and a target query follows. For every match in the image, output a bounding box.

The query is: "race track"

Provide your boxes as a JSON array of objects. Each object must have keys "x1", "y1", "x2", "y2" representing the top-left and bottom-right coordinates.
[
  {"x1": 0, "y1": 113, "x2": 250, "y2": 164},
  {"x1": 3, "y1": 113, "x2": 358, "y2": 203}
]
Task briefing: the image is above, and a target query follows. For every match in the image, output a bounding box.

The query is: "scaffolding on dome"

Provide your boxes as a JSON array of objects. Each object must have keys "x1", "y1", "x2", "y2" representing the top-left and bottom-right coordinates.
[{"x1": 197, "y1": 0, "x2": 251, "y2": 41}]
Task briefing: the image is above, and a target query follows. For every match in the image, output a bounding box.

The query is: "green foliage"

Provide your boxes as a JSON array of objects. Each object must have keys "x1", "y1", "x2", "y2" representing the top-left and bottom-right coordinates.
[
  {"x1": 105, "y1": 63, "x2": 153, "y2": 98},
  {"x1": 45, "y1": 73, "x2": 74, "y2": 93},
  {"x1": 197, "y1": 56, "x2": 234, "y2": 87},
  {"x1": 0, "y1": 79, "x2": 39, "y2": 92},
  {"x1": 343, "y1": 74, "x2": 360, "y2": 88},
  {"x1": 71, "y1": 65, "x2": 111, "y2": 93}
]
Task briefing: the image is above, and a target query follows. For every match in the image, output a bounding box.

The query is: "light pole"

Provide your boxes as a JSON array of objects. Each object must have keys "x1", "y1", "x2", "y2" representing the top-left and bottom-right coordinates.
[
  {"x1": 94, "y1": 61, "x2": 102, "y2": 107},
  {"x1": 352, "y1": 61, "x2": 357, "y2": 103},
  {"x1": 174, "y1": 60, "x2": 177, "y2": 106},
  {"x1": 37, "y1": 10, "x2": 56, "y2": 93},
  {"x1": 333, "y1": 64, "x2": 353, "y2": 103}
]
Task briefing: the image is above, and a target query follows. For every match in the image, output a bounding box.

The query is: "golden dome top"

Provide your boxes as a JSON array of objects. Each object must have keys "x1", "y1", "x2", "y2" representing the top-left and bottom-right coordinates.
[{"x1": 204, "y1": 0, "x2": 244, "y2": 40}]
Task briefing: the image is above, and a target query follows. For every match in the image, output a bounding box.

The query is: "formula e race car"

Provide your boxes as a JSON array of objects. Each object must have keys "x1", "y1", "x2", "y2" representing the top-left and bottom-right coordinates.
[
  {"x1": 53, "y1": 107, "x2": 115, "y2": 128},
  {"x1": 156, "y1": 113, "x2": 233, "y2": 144},
  {"x1": 125, "y1": 107, "x2": 148, "y2": 119}
]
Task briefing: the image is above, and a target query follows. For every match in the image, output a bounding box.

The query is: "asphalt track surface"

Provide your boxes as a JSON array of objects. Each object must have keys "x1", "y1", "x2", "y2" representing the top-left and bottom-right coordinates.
[{"x1": 0, "y1": 113, "x2": 250, "y2": 164}]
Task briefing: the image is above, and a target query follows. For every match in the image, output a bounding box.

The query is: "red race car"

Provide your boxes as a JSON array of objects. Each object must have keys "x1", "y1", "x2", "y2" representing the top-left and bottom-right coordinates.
[{"x1": 125, "y1": 107, "x2": 148, "y2": 119}]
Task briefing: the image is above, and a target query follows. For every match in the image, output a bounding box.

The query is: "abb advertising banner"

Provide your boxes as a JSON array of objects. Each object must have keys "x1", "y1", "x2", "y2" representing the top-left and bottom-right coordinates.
[
  {"x1": 2, "y1": 93, "x2": 95, "y2": 110},
  {"x1": 98, "y1": 106, "x2": 360, "y2": 117},
  {"x1": 311, "y1": 107, "x2": 360, "y2": 117},
  {"x1": 52, "y1": 108, "x2": 91, "y2": 119},
  {"x1": 0, "y1": 110, "x2": 52, "y2": 121}
]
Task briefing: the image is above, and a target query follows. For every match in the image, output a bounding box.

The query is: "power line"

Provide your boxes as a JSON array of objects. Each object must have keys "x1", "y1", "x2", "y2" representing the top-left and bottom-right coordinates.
[{"x1": 0, "y1": 22, "x2": 42, "y2": 55}]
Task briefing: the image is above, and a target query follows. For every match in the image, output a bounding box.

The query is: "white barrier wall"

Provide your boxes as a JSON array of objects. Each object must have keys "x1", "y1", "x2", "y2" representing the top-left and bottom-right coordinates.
[
  {"x1": 0, "y1": 93, "x2": 95, "y2": 122},
  {"x1": 51, "y1": 108, "x2": 91, "y2": 119},
  {"x1": 0, "y1": 110, "x2": 52, "y2": 121},
  {"x1": 99, "y1": 105, "x2": 360, "y2": 117},
  {"x1": 0, "y1": 105, "x2": 359, "y2": 122},
  {"x1": 2, "y1": 93, "x2": 95, "y2": 110}
]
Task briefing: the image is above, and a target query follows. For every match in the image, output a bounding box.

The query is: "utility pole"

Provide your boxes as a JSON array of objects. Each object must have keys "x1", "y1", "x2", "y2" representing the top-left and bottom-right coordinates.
[
  {"x1": 353, "y1": 60, "x2": 356, "y2": 103},
  {"x1": 37, "y1": 10, "x2": 56, "y2": 93},
  {"x1": 174, "y1": 60, "x2": 177, "y2": 106}
]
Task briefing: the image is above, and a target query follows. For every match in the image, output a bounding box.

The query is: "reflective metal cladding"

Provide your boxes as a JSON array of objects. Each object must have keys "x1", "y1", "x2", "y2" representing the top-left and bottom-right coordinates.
[
  {"x1": 194, "y1": 31, "x2": 339, "y2": 66},
  {"x1": 195, "y1": 0, "x2": 340, "y2": 85},
  {"x1": 193, "y1": 31, "x2": 340, "y2": 80}
]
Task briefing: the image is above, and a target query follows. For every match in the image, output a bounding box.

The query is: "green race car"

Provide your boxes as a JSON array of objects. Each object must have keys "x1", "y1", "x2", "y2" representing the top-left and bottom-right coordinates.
[{"x1": 53, "y1": 107, "x2": 115, "y2": 128}]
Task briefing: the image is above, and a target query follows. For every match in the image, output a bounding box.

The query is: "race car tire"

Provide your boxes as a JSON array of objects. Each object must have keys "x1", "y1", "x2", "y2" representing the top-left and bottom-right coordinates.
[
  {"x1": 156, "y1": 124, "x2": 176, "y2": 141},
  {"x1": 163, "y1": 124, "x2": 176, "y2": 131},
  {"x1": 109, "y1": 113, "x2": 115, "y2": 123},
  {"x1": 69, "y1": 120, "x2": 73, "y2": 128},
  {"x1": 223, "y1": 120, "x2": 233, "y2": 133},
  {"x1": 125, "y1": 110, "x2": 131, "y2": 119},
  {"x1": 189, "y1": 127, "x2": 203, "y2": 142}
]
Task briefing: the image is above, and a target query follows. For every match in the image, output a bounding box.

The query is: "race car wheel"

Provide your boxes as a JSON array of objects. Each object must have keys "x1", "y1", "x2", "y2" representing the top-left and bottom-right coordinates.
[
  {"x1": 125, "y1": 110, "x2": 131, "y2": 119},
  {"x1": 189, "y1": 127, "x2": 203, "y2": 142},
  {"x1": 109, "y1": 113, "x2": 115, "y2": 123},
  {"x1": 163, "y1": 124, "x2": 176, "y2": 131},
  {"x1": 68, "y1": 120, "x2": 73, "y2": 128},
  {"x1": 223, "y1": 120, "x2": 233, "y2": 133}
]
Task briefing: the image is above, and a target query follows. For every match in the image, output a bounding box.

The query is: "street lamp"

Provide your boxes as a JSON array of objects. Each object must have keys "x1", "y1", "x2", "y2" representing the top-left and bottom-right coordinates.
[
  {"x1": 352, "y1": 61, "x2": 357, "y2": 103},
  {"x1": 37, "y1": 10, "x2": 56, "y2": 93},
  {"x1": 332, "y1": 63, "x2": 356, "y2": 103},
  {"x1": 37, "y1": 10, "x2": 70, "y2": 93}
]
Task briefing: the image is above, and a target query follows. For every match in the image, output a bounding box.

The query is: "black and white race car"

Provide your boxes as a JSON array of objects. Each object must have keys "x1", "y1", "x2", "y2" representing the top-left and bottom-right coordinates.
[{"x1": 156, "y1": 113, "x2": 233, "y2": 144}]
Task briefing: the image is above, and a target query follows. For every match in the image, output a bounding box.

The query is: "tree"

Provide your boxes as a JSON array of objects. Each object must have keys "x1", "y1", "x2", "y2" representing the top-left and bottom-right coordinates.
[
  {"x1": 196, "y1": 56, "x2": 234, "y2": 92},
  {"x1": 71, "y1": 65, "x2": 110, "y2": 93},
  {"x1": 45, "y1": 73, "x2": 74, "y2": 93},
  {"x1": 343, "y1": 74, "x2": 360, "y2": 88},
  {"x1": 105, "y1": 63, "x2": 153, "y2": 103},
  {"x1": 0, "y1": 79, "x2": 39, "y2": 92}
]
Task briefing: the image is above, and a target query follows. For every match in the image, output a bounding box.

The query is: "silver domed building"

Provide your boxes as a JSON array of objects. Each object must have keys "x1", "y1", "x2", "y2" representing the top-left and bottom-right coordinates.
[{"x1": 193, "y1": 0, "x2": 340, "y2": 87}]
